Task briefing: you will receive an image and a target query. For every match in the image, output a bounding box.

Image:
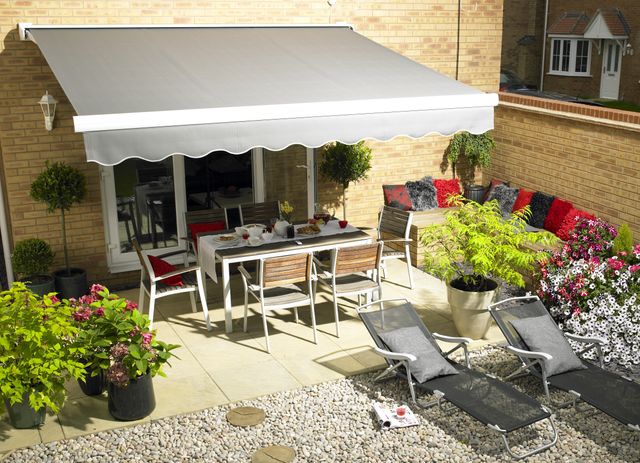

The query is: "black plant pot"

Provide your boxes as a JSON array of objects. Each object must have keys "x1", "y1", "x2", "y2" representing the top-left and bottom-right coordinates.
[
  {"x1": 78, "y1": 368, "x2": 106, "y2": 396},
  {"x1": 23, "y1": 275, "x2": 55, "y2": 296},
  {"x1": 54, "y1": 268, "x2": 88, "y2": 299},
  {"x1": 464, "y1": 184, "x2": 487, "y2": 204},
  {"x1": 4, "y1": 394, "x2": 46, "y2": 429},
  {"x1": 108, "y1": 373, "x2": 156, "y2": 421}
]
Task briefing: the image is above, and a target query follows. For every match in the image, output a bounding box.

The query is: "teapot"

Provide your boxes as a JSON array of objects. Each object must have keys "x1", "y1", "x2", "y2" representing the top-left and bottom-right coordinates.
[{"x1": 273, "y1": 220, "x2": 289, "y2": 237}]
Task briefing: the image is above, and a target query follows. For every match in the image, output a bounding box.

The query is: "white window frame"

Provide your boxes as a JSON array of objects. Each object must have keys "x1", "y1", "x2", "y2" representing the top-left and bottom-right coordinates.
[{"x1": 548, "y1": 37, "x2": 592, "y2": 77}]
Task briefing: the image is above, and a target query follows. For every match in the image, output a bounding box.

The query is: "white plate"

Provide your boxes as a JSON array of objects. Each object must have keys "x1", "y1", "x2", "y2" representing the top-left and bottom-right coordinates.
[
  {"x1": 246, "y1": 241, "x2": 262, "y2": 247},
  {"x1": 213, "y1": 234, "x2": 240, "y2": 244}
]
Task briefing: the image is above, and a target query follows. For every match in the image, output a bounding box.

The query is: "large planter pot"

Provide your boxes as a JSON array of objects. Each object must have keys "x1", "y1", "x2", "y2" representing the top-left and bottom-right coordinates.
[
  {"x1": 22, "y1": 275, "x2": 55, "y2": 296},
  {"x1": 4, "y1": 393, "x2": 46, "y2": 429},
  {"x1": 77, "y1": 367, "x2": 106, "y2": 396},
  {"x1": 463, "y1": 184, "x2": 487, "y2": 204},
  {"x1": 447, "y1": 279, "x2": 498, "y2": 339},
  {"x1": 108, "y1": 373, "x2": 156, "y2": 421},
  {"x1": 54, "y1": 268, "x2": 88, "y2": 299}
]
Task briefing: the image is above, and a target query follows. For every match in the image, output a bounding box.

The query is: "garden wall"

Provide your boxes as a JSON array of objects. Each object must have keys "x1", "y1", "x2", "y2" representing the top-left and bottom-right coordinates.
[{"x1": 487, "y1": 92, "x2": 640, "y2": 238}]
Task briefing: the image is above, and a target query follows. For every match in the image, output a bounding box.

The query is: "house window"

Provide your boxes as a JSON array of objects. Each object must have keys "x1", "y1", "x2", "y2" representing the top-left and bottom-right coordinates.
[{"x1": 549, "y1": 38, "x2": 591, "y2": 76}]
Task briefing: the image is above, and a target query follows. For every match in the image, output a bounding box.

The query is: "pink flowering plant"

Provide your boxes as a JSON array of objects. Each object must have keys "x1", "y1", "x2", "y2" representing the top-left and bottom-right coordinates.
[
  {"x1": 538, "y1": 218, "x2": 640, "y2": 366},
  {"x1": 71, "y1": 284, "x2": 179, "y2": 387}
]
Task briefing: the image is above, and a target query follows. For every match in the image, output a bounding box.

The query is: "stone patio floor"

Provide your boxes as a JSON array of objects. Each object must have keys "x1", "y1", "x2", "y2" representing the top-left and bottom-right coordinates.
[{"x1": 0, "y1": 260, "x2": 506, "y2": 455}]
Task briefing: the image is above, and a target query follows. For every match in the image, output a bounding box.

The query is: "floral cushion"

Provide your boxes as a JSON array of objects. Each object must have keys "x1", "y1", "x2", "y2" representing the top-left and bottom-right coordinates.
[
  {"x1": 543, "y1": 199, "x2": 573, "y2": 234},
  {"x1": 382, "y1": 185, "x2": 413, "y2": 211},
  {"x1": 148, "y1": 255, "x2": 183, "y2": 286},
  {"x1": 512, "y1": 189, "x2": 533, "y2": 213},
  {"x1": 188, "y1": 221, "x2": 226, "y2": 251},
  {"x1": 433, "y1": 178, "x2": 462, "y2": 208},
  {"x1": 556, "y1": 208, "x2": 595, "y2": 241}
]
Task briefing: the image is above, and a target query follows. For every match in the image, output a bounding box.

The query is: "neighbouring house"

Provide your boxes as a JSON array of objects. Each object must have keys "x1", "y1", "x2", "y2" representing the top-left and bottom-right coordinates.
[
  {"x1": 0, "y1": 1, "x2": 503, "y2": 287},
  {"x1": 502, "y1": 0, "x2": 640, "y2": 104}
]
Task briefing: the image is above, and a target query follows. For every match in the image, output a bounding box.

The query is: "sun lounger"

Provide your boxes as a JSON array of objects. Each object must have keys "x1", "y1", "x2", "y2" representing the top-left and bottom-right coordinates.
[
  {"x1": 357, "y1": 299, "x2": 557, "y2": 460},
  {"x1": 488, "y1": 296, "x2": 640, "y2": 432}
]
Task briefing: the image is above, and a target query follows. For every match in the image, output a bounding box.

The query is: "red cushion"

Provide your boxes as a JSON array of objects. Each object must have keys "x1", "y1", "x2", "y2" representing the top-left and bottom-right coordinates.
[
  {"x1": 433, "y1": 179, "x2": 462, "y2": 208},
  {"x1": 543, "y1": 198, "x2": 573, "y2": 234},
  {"x1": 148, "y1": 255, "x2": 183, "y2": 286},
  {"x1": 512, "y1": 189, "x2": 533, "y2": 212},
  {"x1": 556, "y1": 209, "x2": 596, "y2": 241},
  {"x1": 483, "y1": 178, "x2": 508, "y2": 202},
  {"x1": 188, "y1": 221, "x2": 226, "y2": 251},
  {"x1": 382, "y1": 185, "x2": 413, "y2": 211}
]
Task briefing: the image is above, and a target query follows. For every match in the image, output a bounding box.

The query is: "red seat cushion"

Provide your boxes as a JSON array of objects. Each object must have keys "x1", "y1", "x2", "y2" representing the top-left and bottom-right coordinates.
[
  {"x1": 188, "y1": 221, "x2": 226, "y2": 251},
  {"x1": 544, "y1": 198, "x2": 573, "y2": 234},
  {"x1": 433, "y1": 179, "x2": 462, "y2": 208},
  {"x1": 512, "y1": 189, "x2": 533, "y2": 213},
  {"x1": 147, "y1": 255, "x2": 183, "y2": 286},
  {"x1": 382, "y1": 185, "x2": 413, "y2": 211},
  {"x1": 556, "y1": 209, "x2": 596, "y2": 241}
]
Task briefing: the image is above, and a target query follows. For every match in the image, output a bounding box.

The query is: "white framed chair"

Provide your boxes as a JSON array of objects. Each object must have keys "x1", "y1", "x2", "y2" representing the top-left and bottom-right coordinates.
[
  {"x1": 238, "y1": 200, "x2": 280, "y2": 225},
  {"x1": 240, "y1": 252, "x2": 317, "y2": 354},
  {"x1": 377, "y1": 205, "x2": 414, "y2": 289},
  {"x1": 315, "y1": 242, "x2": 383, "y2": 337},
  {"x1": 183, "y1": 207, "x2": 229, "y2": 267},
  {"x1": 132, "y1": 238, "x2": 211, "y2": 331}
]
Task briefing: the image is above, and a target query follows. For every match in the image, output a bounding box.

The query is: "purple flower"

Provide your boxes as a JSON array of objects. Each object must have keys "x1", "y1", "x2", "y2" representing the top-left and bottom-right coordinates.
[
  {"x1": 125, "y1": 300, "x2": 138, "y2": 312},
  {"x1": 110, "y1": 343, "x2": 129, "y2": 360},
  {"x1": 107, "y1": 361, "x2": 130, "y2": 388},
  {"x1": 94, "y1": 307, "x2": 105, "y2": 317},
  {"x1": 72, "y1": 307, "x2": 91, "y2": 322},
  {"x1": 141, "y1": 332, "x2": 153, "y2": 345}
]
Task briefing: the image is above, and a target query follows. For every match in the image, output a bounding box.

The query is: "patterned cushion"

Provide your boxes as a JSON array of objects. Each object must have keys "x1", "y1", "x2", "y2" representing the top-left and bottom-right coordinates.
[
  {"x1": 543, "y1": 199, "x2": 573, "y2": 234},
  {"x1": 486, "y1": 184, "x2": 519, "y2": 217},
  {"x1": 483, "y1": 178, "x2": 508, "y2": 202},
  {"x1": 382, "y1": 185, "x2": 413, "y2": 211},
  {"x1": 405, "y1": 176, "x2": 438, "y2": 211},
  {"x1": 433, "y1": 178, "x2": 462, "y2": 208},
  {"x1": 556, "y1": 209, "x2": 596, "y2": 241},
  {"x1": 528, "y1": 192, "x2": 555, "y2": 228},
  {"x1": 148, "y1": 255, "x2": 183, "y2": 286},
  {"x1": 512, "y1": 189, "x2": 534, "y2": 213}
]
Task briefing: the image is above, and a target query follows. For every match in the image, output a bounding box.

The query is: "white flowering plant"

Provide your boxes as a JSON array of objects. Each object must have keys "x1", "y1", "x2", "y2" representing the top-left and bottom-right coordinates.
[{"x1": 537, "y1": 218, "x2": 640, "y2": 366}]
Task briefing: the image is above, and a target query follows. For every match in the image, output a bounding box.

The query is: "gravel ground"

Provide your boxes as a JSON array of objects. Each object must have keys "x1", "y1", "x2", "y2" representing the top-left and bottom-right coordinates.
[{"x1": 2, "y1": 348, "x2": 639, "y2": 463}]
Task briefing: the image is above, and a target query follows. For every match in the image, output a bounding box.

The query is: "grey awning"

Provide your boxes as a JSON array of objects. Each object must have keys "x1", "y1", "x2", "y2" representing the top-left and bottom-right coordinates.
[{"x1": 23, "y1": 24, "x2": 497, "y2": 166}]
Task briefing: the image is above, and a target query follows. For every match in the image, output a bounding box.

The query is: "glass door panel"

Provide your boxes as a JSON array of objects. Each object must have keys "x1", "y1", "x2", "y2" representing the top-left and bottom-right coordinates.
[{"x1": 263, "y1": 146, "x2": 309, "y2": 222}]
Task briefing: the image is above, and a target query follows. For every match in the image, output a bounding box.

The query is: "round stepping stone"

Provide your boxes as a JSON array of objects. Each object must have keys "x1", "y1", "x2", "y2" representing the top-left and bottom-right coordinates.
[
  {"x1": 251, "y1": 445, "x2": 296, "y2": 463},
  {"x1": 226, "y1": 406, "x2": 265, "y2": 427}
]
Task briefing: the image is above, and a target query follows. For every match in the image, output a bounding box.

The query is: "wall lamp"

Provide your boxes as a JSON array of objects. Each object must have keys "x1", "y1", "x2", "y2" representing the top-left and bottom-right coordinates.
[{"x1": 38, "y1": 91, "x2": 57, "y2": 131}]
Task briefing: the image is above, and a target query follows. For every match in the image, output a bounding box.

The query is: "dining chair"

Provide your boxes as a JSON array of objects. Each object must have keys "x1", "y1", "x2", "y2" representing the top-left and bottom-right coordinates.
[
  {"x1": 238, "y1": 200, "x2": 280, "y2": 226},
  {"x1": 240, "y1": 252, "x2": 317, "y2": 353},
  {"x1": 315, "y1": 242, "x2": 383, "y2": 337},
  {"x1": 377, "y1": 205, "x2": 414, "y2": 288},
  {"x1": 131, "y1": 238, "x2": 211, "y2": 331},
  {"x1": 183, "y1": 207, "x2": 229, "y2": 266}
]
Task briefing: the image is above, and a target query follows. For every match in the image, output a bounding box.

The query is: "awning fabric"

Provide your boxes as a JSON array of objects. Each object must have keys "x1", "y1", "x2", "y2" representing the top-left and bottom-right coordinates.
[{"x1": 27, "y1": 25, "x2": 498, "y2": 166}]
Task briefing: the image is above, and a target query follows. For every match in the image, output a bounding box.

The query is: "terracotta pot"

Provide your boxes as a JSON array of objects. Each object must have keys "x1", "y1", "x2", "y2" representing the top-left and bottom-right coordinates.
[{"x1": 446, "y1": 279, "x2": 498, "y2": 339}]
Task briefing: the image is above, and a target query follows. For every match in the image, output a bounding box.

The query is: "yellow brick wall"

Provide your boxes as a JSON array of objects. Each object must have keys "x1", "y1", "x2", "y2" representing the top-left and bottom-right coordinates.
[
  {"x1": 0, "y1": 1, "x2": 503, "y2": 285},
  {"x1": 488, "y1": 100, "x2": 640, "y2": 238}
]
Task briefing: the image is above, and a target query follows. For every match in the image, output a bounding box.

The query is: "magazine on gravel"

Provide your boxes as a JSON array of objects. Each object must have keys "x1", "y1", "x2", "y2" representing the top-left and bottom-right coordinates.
[{"x1": 372, "y1": 402, "x2": 419, "y2": 430}]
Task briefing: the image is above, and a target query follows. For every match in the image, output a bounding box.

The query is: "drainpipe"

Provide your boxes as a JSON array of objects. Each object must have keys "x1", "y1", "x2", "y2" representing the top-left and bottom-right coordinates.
[
  {"x1": 539, "y1": 0, "x2": 549, "y2": 91},
  {"x1": 0, "y1": 174, "x2": 14, "y2": 286}
]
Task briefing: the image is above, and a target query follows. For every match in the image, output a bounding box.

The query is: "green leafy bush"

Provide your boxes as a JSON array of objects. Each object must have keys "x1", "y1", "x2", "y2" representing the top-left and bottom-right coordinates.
[
  {"x1": 11, "y1": 238, "x2": 54, "y2": 279},
  {"x1": 0, "y1": 283, "x2": 86, "y2": 413},
  {"x1": 612, "y1": 223, "x2": 633, "y2": 256},
  {"x1": 420, "y1": 195, "x2": 557, "y2": 290}
]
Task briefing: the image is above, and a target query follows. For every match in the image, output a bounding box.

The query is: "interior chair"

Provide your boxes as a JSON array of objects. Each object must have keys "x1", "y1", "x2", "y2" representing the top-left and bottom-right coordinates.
[
  {"x1": 489, "y1": 296, "x2": 640, "y2": 432},
  {"x1": 358, "y1": 298, "x2": 558, "y2": 460},
  {"x1": 117, "y1": 195, "x2": 141, "y2": 249},
  {"x1": 376, "y1": 205, "x2": 414, "y2": 288},
  {"x1": 132, "y1": 238, "x2": 211, "y2": 331},
  {"x1": 315, "y1": 242, "x2": 383, "y2": 337},
  {"x1": 147, "y1": 192, "x2": 178, "y2": 248},
  {"x1": 239, "y1": 252, "x2": 317, "y2": 354},
  {"x1": 238, "y1": 200, "x2": 280, "y2": 226}
]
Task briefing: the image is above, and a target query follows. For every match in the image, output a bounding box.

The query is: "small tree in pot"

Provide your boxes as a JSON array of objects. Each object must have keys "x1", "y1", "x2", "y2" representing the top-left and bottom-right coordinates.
[
  {"x1": 445, "y1": 131, "x2": 495, "y2": 201},
  {"x1": 420, "y1": 196, "x2": 556, "y2": 338},
  {"x1": 11, "y1": 238, "x2": 55, "y2": 296},
  {"x1": 30, "y1": 161, "x2": 88, "y2": 298},
  {"x1": 319, "y1": 141, "x2": 372, "y2": 220}
]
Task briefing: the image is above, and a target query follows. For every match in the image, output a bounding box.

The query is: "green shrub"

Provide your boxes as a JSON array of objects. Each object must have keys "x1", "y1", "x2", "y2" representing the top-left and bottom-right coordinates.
[
  {"x1": 612, "y1": 223, "x2": 633, "y2": 256},
  {"x1": 11, "y1": 238, "x2": 54, "y2": 279}
]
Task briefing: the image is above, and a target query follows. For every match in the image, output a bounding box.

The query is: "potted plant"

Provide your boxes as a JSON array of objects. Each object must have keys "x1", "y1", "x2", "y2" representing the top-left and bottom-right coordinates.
[
  {"x1": 445, "y1": 131, "x2": 495, "y2": 202},
  {"x1": 11, "y1": 238, "x2": 55, "y2": 296},
  {"x1": 420, "y1": 196, "x2": 556, "y2": 338},
  {"x1": 73, "y1": 285, "x2": 179, "y2": 420},
  {"x1": 30, "y1": 161, "x2": 88, "y2": 298},
  {"x1": 319, "y1": 141, "x2": 372, "y2": 220},
  {"x1": 0, "y1": 283, "x2": 86, "y2": 428}
]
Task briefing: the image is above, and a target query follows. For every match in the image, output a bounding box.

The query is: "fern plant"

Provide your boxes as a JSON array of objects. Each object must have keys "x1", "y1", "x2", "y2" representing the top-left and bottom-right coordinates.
[{"x1": 420, "y1": 195, "x2": 557, "y2": 291}]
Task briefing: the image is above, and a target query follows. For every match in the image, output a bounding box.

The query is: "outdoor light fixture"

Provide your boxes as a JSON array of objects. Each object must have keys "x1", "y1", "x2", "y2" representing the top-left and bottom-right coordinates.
[{"x1": 38, "y1": 91, "x2": 57, "y2": 131}]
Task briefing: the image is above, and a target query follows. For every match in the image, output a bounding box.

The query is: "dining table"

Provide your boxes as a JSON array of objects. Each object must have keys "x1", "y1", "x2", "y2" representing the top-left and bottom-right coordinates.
[{"x1": 198, "y1": 222, "x2": 372, "y2": 333}]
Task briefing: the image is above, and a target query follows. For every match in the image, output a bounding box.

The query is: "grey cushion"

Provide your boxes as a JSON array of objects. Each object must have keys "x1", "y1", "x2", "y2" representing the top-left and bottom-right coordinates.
[
  {"x1": 379, "y1": 326, "x2": 459, "y2": 382},
  {"x1": 405, "y1": 176, "x2": 438, "y2": 211},
  {"x1": 510, "y1": 315, "x2": 587, "y2": 377},
  {"x1": 486, "y1": 184, "x2": 519, "y2": 217},
  {"x1": 528, "y1": 192, "x2": 555, "y2": 228}
]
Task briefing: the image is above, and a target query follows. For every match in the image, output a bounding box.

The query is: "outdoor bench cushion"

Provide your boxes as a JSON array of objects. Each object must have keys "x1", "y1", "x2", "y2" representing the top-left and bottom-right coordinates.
[
  {"x1": 528, "y1": 192, "x2": 555, "y2": 228},
  {"x1": 382, "y1": 184, "x2": 413, "y2": 211},
  {"x1": 486, "y1": 183, "x2": 519, "y2": 217},
  {"x1": 405, "y1": 176, "x2": 438, "y2": 211},
  {"x1": 544, "y1": 198, "x2": 573, "y2": 234}
]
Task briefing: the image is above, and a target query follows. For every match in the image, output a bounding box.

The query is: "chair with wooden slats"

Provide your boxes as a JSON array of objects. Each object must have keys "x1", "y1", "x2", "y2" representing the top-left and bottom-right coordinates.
[
  {"x1": 315, "y1": 242, "x2": 383, "y2": 337},
  {"x1": 239, "y1": 252, "x2": 316, "y2": 353},
  {"x1": 183, "y1": 207, "x2": 229, "y2": 266},
  {"x1": 238, "y1": 201, "x2": 280, "y2": 226},
  {"x1": 377, "y1": 206, "x2": 414, "y2": 288}
]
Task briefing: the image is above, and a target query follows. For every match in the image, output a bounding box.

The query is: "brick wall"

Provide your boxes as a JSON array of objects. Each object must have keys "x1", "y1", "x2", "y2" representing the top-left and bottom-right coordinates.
[
  {"x1": 0, "y1": 0, "x2": 503, "y2": 285},
  {"x1": 488, "y1": 92, "x2": 640, "y2": 238}
]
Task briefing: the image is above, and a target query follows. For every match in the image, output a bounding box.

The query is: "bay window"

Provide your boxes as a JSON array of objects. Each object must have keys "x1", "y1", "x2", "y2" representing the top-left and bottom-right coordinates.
[{"x1": 549, "y1": 38, "x2": 591, "y2": 76}]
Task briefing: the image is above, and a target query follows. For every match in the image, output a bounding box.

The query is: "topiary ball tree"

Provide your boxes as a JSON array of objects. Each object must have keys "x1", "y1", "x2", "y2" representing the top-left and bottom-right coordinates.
[
  {"x1": 11, "y1": 238, "x2": 54, "y2": 279},
  {"x1": 319, "y1": 141, "x2": 372, "y2": 220},
  {"x1": 30, "y1": 162, "x2": 87, "y2": 275}
]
